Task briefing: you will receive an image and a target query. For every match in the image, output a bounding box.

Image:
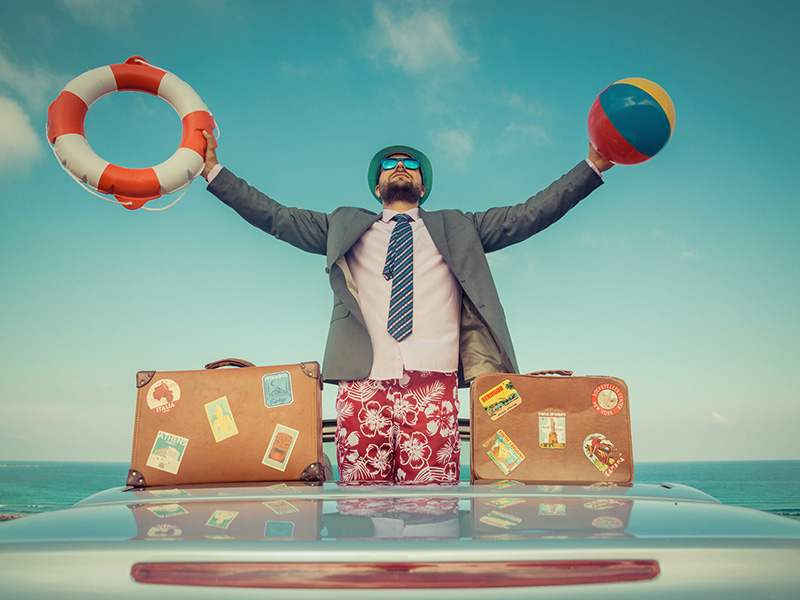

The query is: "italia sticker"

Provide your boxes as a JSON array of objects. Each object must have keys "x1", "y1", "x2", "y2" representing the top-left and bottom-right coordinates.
[
  {"x1": 583, "y1": 433, "x2": 627, "y2": 478},
  {"x1": 591, "y1": 383, "x2": 625, "y2": 416},
  {"x1": 146, "y1": 379, "x2": 181, "y2": 414},
  {"x1": 146, "y1": 524, "x2": 182, "y2": 538}
]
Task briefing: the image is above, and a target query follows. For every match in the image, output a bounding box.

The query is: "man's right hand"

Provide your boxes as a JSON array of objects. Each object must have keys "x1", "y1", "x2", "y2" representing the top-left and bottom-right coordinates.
[{"x1": 201, "y1": 130, "x2": 218, "y2": 179}]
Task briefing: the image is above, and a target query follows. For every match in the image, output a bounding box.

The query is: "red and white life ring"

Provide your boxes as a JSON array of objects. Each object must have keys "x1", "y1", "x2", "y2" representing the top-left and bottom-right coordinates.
[{"x1": 47, "y1": 56, "x2": 214, "y2": 210}]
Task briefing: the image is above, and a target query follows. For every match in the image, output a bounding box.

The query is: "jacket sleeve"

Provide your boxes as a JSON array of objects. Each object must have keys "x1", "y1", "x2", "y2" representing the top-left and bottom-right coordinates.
[
  {"x1": 207, "y1": 167, "x2": 329, "y2": 256},
  {"x1": 469, "y1": 160, "x2": 603, "y2": 253}
]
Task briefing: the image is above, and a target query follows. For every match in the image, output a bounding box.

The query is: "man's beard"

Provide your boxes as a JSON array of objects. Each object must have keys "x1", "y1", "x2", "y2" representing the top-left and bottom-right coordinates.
[{"x1": 380, "y1": 177, "x2": 421, "y2": 205}]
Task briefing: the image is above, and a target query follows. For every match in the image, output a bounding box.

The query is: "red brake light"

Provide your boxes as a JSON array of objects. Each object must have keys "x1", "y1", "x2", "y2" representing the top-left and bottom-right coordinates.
[{"x1": 132, "y1": 560, "x2": 659, "y2": 588}]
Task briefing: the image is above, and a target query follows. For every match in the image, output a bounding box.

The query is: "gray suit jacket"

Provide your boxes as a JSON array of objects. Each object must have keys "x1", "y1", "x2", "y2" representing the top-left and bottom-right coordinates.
[{"x1": 208, "y1": 160, "x2": 602, "y2": 386}]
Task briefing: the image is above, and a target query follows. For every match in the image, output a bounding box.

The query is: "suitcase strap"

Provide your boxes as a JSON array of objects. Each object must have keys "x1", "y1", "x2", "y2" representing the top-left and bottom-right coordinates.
[
  {"x1": 204, "y1": 358, "x2": 256, "y2": 369},
  {"x1": 525, "y1": 369, "x2": 573, "y2": 377}
]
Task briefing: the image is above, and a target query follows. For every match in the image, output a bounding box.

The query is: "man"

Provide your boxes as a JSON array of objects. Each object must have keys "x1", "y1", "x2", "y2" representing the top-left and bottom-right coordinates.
[{"x1": 201, "y1": 131, "x2": 612, "y2": 483}]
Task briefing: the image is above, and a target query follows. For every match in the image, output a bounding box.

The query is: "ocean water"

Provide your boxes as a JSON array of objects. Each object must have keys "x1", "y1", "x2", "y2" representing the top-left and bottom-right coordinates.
[{"x1": 1, "y1": 460, "x2": 799, "y2": 520}]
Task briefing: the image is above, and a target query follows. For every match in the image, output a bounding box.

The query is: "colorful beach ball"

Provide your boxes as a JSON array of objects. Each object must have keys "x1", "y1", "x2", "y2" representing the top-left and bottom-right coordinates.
[{"x1": 588, "y1": 78, "x2": 675, "y2": 165}]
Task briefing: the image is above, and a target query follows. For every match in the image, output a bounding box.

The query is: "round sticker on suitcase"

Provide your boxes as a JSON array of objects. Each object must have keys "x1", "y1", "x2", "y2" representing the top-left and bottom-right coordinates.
[
  {"x1": 591, "y1": 383, "x2": 625, "y2": 416},
  {"x1": 146, "y1": 379, "x2": 181, "y2": 413}
]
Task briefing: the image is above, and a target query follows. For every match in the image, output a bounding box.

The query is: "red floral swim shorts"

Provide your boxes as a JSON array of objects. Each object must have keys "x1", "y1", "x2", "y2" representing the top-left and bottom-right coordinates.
[{"x1": 335, "y1": 370, "x2": 460, "y2": 483}]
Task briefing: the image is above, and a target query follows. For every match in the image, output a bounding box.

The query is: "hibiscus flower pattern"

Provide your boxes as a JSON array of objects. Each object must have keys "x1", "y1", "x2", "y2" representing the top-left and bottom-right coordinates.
[{"x1": 335, "y1": 371, "x2": 460, "y2": 483}]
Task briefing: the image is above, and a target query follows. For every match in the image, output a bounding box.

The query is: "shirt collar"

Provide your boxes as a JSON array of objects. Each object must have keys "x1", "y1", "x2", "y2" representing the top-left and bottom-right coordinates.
[{"x1": 381, "y1": 207, "x2": 420, "y2": 223}]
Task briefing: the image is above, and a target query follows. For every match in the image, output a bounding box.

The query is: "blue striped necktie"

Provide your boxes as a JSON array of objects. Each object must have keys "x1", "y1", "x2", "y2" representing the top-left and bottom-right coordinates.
[{"x1": 383, "y1": 213, "x2": 414, "y2": 341}]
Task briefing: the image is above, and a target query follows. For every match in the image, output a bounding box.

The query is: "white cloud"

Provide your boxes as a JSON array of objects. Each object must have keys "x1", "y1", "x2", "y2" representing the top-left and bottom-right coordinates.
[
  {"x1": 430, "y1": 128, "x2": 474, "y2": 168},
  {"x1": 578, "y1": 231, "x2": 625, "y2": 248},
  {"x1": 505, "y1": 121, "x2": 549, "y2": 145},
  {"x1": 500, "y1": 92, "x2": 539, "y2": 115},
  {"x1": 711, "y1": 411, "x2": 732, "y2": 426},
  {"x1": 0, "y1": 50, "x2": 62, "y2": 109},
  {"x1": 650, "y1": 228, "x2": 698, "y2": 261},
  {"x1": 57, "y1": 0, "x2": 142, "y2": 30},
  {"x1": 369, "y1": 3, "x2": 472, "y2": 74},
  {"x1": 0, "y1": 96, "x2": 43, "y2": 173}
]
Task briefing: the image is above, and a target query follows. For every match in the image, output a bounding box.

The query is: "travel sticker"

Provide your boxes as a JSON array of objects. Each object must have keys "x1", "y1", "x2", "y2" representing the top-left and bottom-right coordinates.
[
  {"x1": 146, "y1": 524, "x2": 182, "y2": 538},
  {"x1": 146, "y1": 431, "x2": 189, "y2": 475},
  {"x1": 592, "y1": 516, "x2": 624, "y2": 530},
  {"x1": 148, "y1": 488, "x2": 191, "y2": 499},
  {"x1": 263, "y1": 500, "x2": 299, "y2": 515},
  {"x1": 538, "y1": 503, "x2": 566, "y2": 516},
  {"x1": 483, "y1": 430, "x2": 525, "y2": 475},
  {"x1": 479, "y1": 379, "x2": 522, "y2": 420},
  {"x1": 538, "y1": 411, "x2": 566, "y2": 449},
  {"x1": 485, "y1": 498, "x2": 525, "y2": 510},
  {"x1": 146, "y1": 503, "x2": 188, "y2": 519},
  {"x1": 584, "y1": 499, "x2": 626, "y2": 511},
  {"x1": 146, "y1": 379, "x2": 181, "y2": 414},
  {"x1": 263, "y1": 371, "x2": 293, "y2": 408},
  {"x1": 265, "y1": 521, "x2": 295, "y2": 538},
  {"x1": 262, "y1": 424, "x2": 299, "y2": 471},
  {"x1": 591, "y1": 383, "x2": 625, "y2": 417},
  {"x1": 205, "y1": 510, "x2": 239, "y2": 529},
  {"x1": 583, "y1": 433, "x2": 627, "y2": 478},
  {"x1": 479, "y1": 510, "x2": 522, "y2": 530},
  {"x1": 267, "y1": 482, "x2": 301, "y2": 494},
  {"x1": 204, "y1": 396, "x2": 239, "y2": 443},
  {"x1": 489, "y1": 479, "x2": 524, "y2": 489}
]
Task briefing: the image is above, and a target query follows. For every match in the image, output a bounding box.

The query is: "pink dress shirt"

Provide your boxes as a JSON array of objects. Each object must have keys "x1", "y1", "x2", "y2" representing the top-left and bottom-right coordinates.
[{"x1": 346, "y1": 208, "x2": 461, "y2": 380}]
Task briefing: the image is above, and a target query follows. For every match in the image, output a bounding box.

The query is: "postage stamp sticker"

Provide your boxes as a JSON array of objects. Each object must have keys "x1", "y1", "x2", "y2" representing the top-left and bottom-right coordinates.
[
  {"x1": 262, "y1": 424, "x2": 300, "y2": 471},
  {"x1": 479, "y1": 379, "x2": 522, "y2": 420},
  {"x1": 146, "y1": 430, "x2": 189, "y2": 475},
  {"x1": 483, "y1": 429, "x2": 526, "y2": 475},
  {"x1": 538, "y1": 411, "x2": 566, "y2": 449},
  {"x1": 204, "y1": 396, "x2": 239, "y2": 443},
  {"x1": 205, "y1": 510, "x2": 239, "y2": 529},
  {"x1": 263, "y1": 371, "x2": 294, "y2": 408}
]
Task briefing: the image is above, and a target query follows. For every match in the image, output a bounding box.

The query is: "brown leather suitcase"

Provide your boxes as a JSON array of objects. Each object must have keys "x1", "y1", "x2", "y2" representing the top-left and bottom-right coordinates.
[
  {"x1": 470, "y1": 371, "x2": 633, "y2": 485},
  {"x1": 128, "y1": 359, "x2": 325, "y2": 488}
]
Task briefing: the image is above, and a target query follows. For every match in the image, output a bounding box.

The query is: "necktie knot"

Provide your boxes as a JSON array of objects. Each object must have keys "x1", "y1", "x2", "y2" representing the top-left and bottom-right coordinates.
[{"x1": 391, "y1": 213, "x2": 412, "y2": 225}]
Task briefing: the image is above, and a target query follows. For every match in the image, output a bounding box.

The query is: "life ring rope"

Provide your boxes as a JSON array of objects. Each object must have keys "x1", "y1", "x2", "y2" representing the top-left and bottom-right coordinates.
[
  {"x1": 47, "y1": 56, "x2": 215, "y2": 211},
  {"x1": 46, "y1": 120, "x2": 220, "y2": 212}
]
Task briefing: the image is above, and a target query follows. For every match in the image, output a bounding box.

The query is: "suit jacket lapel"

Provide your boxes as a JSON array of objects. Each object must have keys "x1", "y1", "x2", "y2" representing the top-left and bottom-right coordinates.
[
  {"x1": 327, "y1": 209, "x2": 381, "y2": 269},
  {"x1": 419, "y1": 209, "x2": 453, "y2": 267}
]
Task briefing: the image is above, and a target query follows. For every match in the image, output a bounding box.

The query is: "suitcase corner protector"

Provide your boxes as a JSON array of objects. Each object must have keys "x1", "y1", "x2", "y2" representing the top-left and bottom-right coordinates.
[{"x1": 127, "y1": 469, "x2": 146, "y2": 488}]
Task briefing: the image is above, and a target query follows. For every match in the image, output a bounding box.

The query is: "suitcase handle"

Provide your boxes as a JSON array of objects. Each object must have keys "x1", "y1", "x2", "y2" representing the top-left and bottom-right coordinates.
[
  {"x1": 204, "y1": 358, "x2": 256, "y2": 370},
  {"x1": 525, "y1": 369, "x2": 573, "y2": 377}
]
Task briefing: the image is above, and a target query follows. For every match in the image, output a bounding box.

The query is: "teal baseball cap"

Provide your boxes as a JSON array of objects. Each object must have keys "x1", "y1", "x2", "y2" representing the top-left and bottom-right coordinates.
[{"x1": 368, "y1": 144, "x2": 433, "y2": 205}]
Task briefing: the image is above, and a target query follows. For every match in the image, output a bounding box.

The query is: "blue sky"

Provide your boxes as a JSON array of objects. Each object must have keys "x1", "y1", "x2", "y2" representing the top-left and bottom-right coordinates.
[{"x1": 1, "y1": 0, "x2": 798, "y2": 463}]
